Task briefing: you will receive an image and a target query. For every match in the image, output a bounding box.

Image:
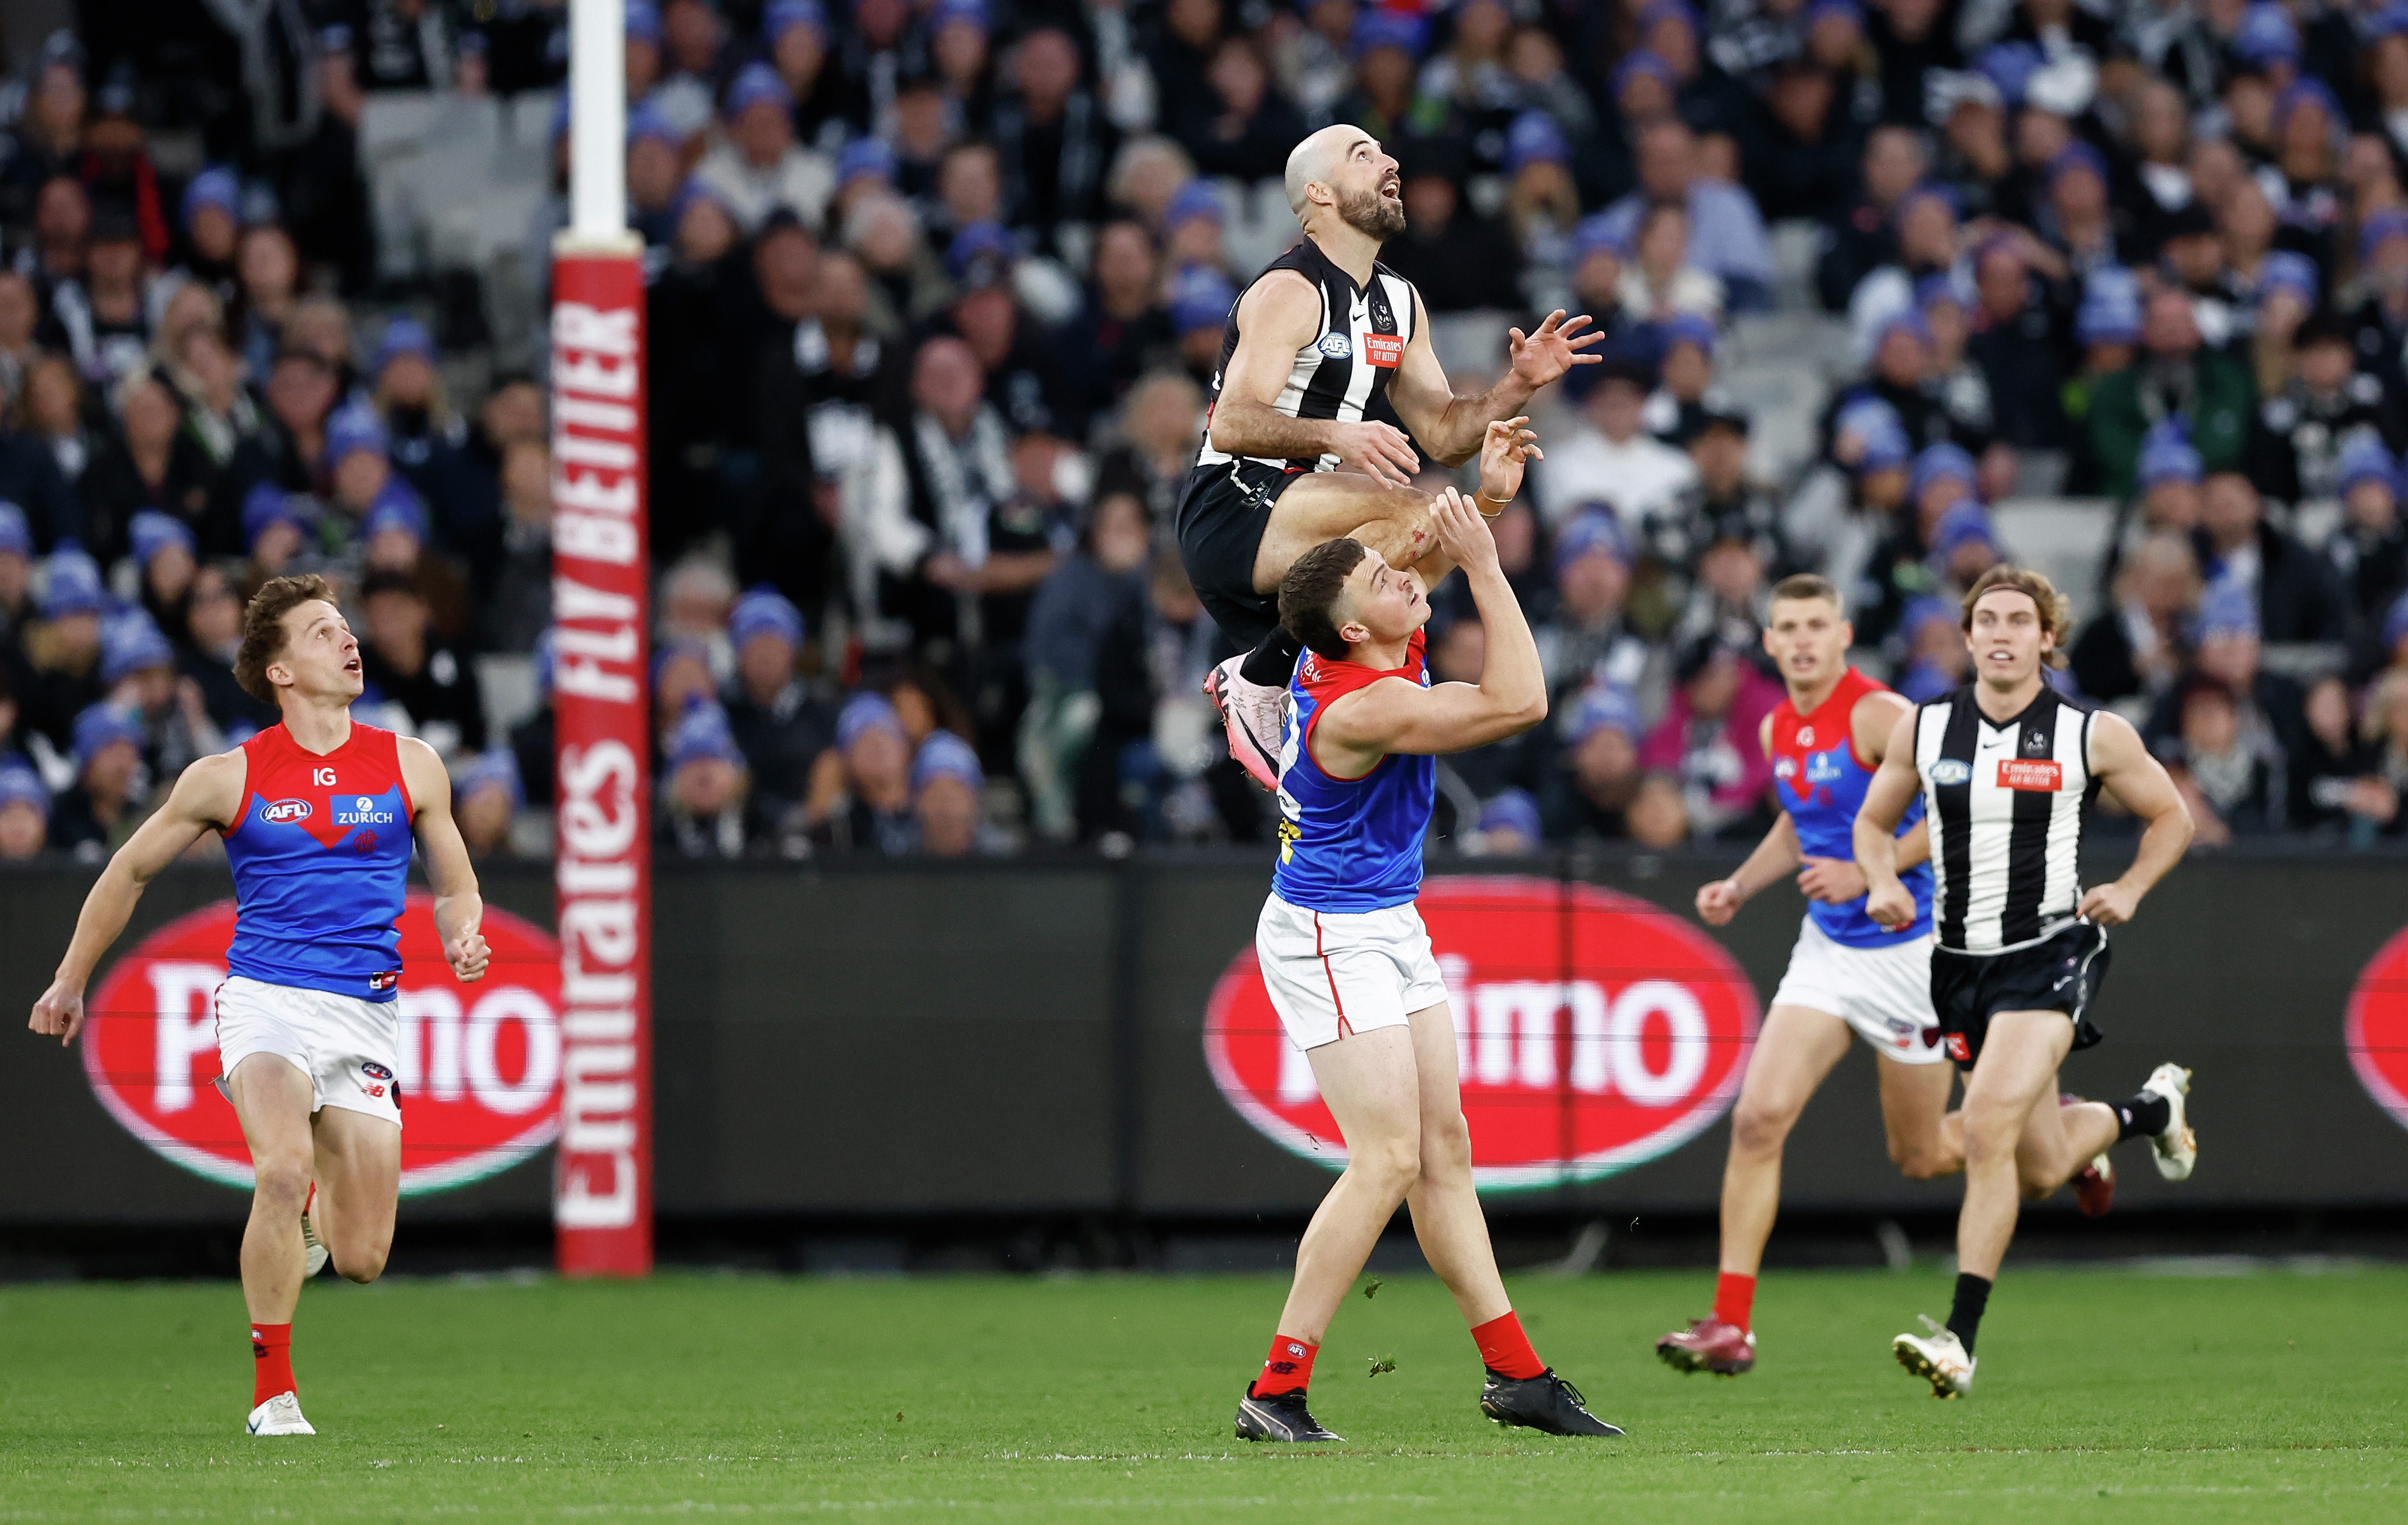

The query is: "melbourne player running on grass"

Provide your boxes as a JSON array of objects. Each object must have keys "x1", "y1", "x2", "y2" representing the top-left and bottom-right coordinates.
[
  {"x1": 27, "y1": 574, "x2": 487, "y2": 1436},
  {"x1": 1854, "y1": 566, "x2": 2197, "y2": 1398},
  {"x1": 1183, "y1": 122, "x2": 1601, "y2": 792},
  {"x1": 1234, "y1": 467, "x2": 1619, "y2": 1444},
  {"x1": 1656, "y1": 575, "x2": 2112, "y2": 1378}
]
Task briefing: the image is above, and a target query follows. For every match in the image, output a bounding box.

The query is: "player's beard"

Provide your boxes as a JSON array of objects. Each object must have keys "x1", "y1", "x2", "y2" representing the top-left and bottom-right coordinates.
[{"x1": 1336, "y1": 182, "x2": 1406, "y2": 241}]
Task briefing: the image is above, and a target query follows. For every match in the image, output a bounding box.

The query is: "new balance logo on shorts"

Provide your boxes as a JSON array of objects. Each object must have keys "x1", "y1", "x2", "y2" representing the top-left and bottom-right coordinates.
[
  {"x1": 1946, "y1": 1033, "x2": 1971, "y2": 1062},
  {"x1": 368, "y1": 970, "x2": 398, "y2": 992}
]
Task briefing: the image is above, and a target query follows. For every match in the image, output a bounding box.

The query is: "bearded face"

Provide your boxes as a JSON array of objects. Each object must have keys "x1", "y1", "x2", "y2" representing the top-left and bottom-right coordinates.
[{"x1": 1336, "y1": 178, "x2": 1406, "y2": 240}]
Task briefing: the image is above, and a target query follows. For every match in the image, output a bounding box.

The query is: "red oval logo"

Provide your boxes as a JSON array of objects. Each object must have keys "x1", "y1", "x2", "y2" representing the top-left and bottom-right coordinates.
[
  {"x1": 2347, "y1": 924, "x2": 2408, "y2": 1130},
  {"x1": 1204, "y1": 876, "x2": 1758, "y2": 1188},
  {"x1": 81, "y1": 894, "x2": 562, "y2": 1194}
]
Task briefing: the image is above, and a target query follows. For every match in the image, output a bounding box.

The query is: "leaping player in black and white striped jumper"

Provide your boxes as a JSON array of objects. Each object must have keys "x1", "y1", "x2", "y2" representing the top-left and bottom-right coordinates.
[
  {"x1": 1853, "y1": 566, "x2": 2201, "y2": 1399},
  {"x1": 1180, "y1": 123, "x2": 1603, "y2": 789}
]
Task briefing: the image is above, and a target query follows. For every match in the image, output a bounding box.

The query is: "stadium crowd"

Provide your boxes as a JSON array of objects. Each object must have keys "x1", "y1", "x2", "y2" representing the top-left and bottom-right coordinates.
[{"x1": 3, "y1": 0, "x2": 2408, "y2": 864}]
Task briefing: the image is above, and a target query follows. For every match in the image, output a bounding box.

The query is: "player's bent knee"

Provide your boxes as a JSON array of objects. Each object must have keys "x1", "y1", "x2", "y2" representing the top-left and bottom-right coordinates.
[
  {"x1": 1419, "y1": 1113, "x2": 1474, "y2": 1179},
  {"x1": 1890, "y1": 1140, "x2": 1955, "y2": 1180},
  {"x1": 1351, "y1": 1135, "x2": 1423, "y2": 1191},
  {"x1": 331, "y1": 1237, "x2": 391, "y2": 1283},
  {"x1": 252, "y1": 1158, "x2": 313, "y2": 1212},
  {"x1": 1730, "y1": 1100, "x2": 1798, "y2": 1156}
]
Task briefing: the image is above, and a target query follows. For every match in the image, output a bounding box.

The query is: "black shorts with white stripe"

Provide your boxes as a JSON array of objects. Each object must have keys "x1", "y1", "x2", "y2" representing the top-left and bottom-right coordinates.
[
  {"x1": 1928, "y1": 919, "x2": 2110, "y2": 1070},
  {"x1": 1175, "y1": 459, "x2": 1298, "y2": 650}
]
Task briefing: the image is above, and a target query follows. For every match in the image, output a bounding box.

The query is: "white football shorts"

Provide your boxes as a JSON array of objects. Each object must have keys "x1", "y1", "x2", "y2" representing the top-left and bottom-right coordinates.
[
  {"x1": 1256, "y1": 893, "x2": 1448, "y2": 1052},
  {"x1": 214, "y1": 975, "x2": 405, "y2": 1125},
  {"x1": 1769, "y1": 917, "x2": 1947, "y2": 1065}
]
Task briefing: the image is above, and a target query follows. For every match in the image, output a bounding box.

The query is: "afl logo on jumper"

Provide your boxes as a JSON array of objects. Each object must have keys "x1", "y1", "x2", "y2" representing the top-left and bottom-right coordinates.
[
  {"x1": 260, "y1": 799, "x2": 311, "y2": 824},
  {"x1": 1317, "y1": 332, "x2": 1352, "y2": 359},
  {"x1": 1930, "y1": 759, "x2": 1973, "y2": 785}
]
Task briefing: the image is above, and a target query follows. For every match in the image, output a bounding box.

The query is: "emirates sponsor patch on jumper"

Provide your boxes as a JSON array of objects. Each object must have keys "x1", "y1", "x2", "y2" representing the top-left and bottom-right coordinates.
[
  {"x1": 1361, "y1": 333, "x2": 1403, "y2": 368},
  {"x1": 1998, "y1": 759, "x2": 2063, "y2": 791}
]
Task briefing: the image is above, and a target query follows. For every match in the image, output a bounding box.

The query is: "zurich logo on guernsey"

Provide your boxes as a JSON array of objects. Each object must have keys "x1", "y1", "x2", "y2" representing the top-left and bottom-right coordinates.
[{"x1": 335, "y1": 793, "x2": 399, "y2": 828}]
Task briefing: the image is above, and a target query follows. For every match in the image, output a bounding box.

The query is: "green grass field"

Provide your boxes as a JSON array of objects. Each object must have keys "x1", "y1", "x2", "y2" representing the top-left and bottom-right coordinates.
[{"x1": 3, "y1": 1264, "x2": 2401, "y2": 1522}]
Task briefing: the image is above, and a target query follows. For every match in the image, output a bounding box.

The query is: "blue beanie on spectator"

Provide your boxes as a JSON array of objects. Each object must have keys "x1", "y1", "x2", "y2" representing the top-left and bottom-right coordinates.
[
  {"x1": 1349, "y1": 8, "x2": 1426, "y2": 59},
  {"x1": 1910, "y1": 441, "x2": 1976, "y2": 501},
  {"x1": 627, "y1": 101, "x2": 680, "y2": 147},
  {"x1": 2274, "y1": 77, "x2": 2341, "y2": 136},
  {"x1": 947, "y1": 220, "x2": 1018, "y2": 286},
  {"x1": 127, "y1": 510, "x2": 194, "y2": 568},
  {"x1": 40, "y1": 545, "x2": 105, "y2": 617},
  {"x1": 1164, "y1": 179, "x2": 1224, "y2": 232},
  {"x1": 1807, "y1": 0, "x2": 1863, "y2": 29},
  {"x1": 2074, "y1": 286, "x2": 2142, "y2": 345},
  {"x1": 1477, "y1": 787, "x2": 1541, "y2": 842},
  {"x1": 1915, "y1": 271, "x2": 1966, "y2": 314},
  {"x1": 2384, "y1": 589, "x2": 2408, "y2": 653},
  {"x1": 837, "y1": 691, "x2": 908, "y2": 751},
  {"x1": 0, "y1": 502, "x2": 27, "y2": 557},
  {"x1": 326, "y1": 404, "x2": 389, "y2": 466},
  {"x1": 836, "y1": 135, "x2": 894, "y2": 189},
  {"x1": 1975, "y1": 42, "x2": 2043, "y2": 107},
  {"x1": 100, "y1": 615, "x2": 175, "y2": 686},
  {"x1": 625, "y1": 0, "x2": 661, "y2": 44},
  {"x1": 1659, "y1": 311, "x2": 1716, "y2": 357},
  {"x1": 1836, "y1": 396, "x2": 1910, "y2": 470},
  {"x1": 1928, "y1": 500, "x2": 1997, "y2": 560},
  {"x1": 911, "y1": 729, "x2": 984, "y2": 793},
  {"x1": 182, "y1": 166, "x2": 239, "y2": 230},
  {"x1": 2196, "y1": 578, "x2": 2261, "y2": 640},
  {"x1": 2339, "y1": 435, "x2": 2397, "y2": 497},
  {"x1": 242, "y1": 483, "x2": 311, "y2": 549},
  {"x1": 1169, "y1": 266, "x2": 1238, "y2": 337},
  {"x1": 2362, "y1": 207, "x2": 2408, "y2": 263},
  {"x1": 725, "y1": 61, "x2": 794, "y2": 117},
  {"x1": 2254, "y1": 249, "x2": 2319, "y2": 307},
  {"x1": 930, "y1": 0, "x2": 988, "y2": 30},
  {"x1": 1892, "y1": 182, "x2": 1956, "y2": 230},
  {"x1": 1552, "y1": 506, "x2": 1629, "y2": 574},
  {"x1": 1505, "y1": 111, "x2": 1569, "y2": 174},
  {"x1": 2235, "y1": 2, "x2": 2299, "y2": 66},
  {"x1": 455, "y1": 748, "x2": 525, "y2": 810},
  {"x1": 1876, "y1": 308, "x2": 1933, "y2": 353},
  {"x1": 729, "y1": 585, "x2": 805, "y2": 653},
  {"x1": 2138, "y1": 421, "x2": 2203, "y2": 487},
  {"x1": 1568, "y1": 685, "x2": 1642, "y2": 745},
  {"x1": 363, "y1": 480, "x2": 430, "y2": 544},
  {"x1": 1902, "y1": 595, "x2": 1959, "y2": 639},
  {"x1": 72, "y1": 702, "x2": 145, "y2": 769},
  {"x1": 763, "y1": 0, "x2": 826, "y2": 40},
  {"x1": 666, "y1": 702, "x2": 745, "y2": 770},
  {"x1": 2046, "y1": 141, "x2": 2108, "y2": 192},
  {"x1": 652, "y1": 637, "x2": 714, "y2": 687},
  {"x1": 370, "y1": 316, "x2": 435, "y2": 378},
  {"x1": 0, "y1": 760, "x2": 47, "y2": 817},
  {"x1": 1612, "y1": 50, "x2": 1678, "y2": 99},
  {"x1": 1638, "y1": 0, "x2": 1701, "y2": 38},
  {"x1": 2372, "y1": 2, "x2": 2408, "y2": 40},
  {"x1": 1571, "y1": 212, "x2": 1631, "y2": 261}
]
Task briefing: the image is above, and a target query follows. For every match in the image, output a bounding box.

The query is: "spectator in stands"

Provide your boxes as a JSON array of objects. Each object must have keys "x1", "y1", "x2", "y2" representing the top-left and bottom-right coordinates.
[
  {"x1": 241, "y1": 483, "x2": 311, "y2": 582},
  {"x1": 941, "y1": 224, "x2": 1068, "y2": 437},
  {"x1": 2248, "y1": 315, "x2": 2402, "y2": 506},
  {"x1": 1162, "y1": 181, "x2": 1229, "y2": 279},
  {"x1": 2363, "y1": 668, "x2": 2408, "y2": 835},
  {"x1": 800, "y1": 691, "x2": 919, "y2": 853},
  {"x1": 81, "y1": 368, "x2": 211, "y2": 566},
  {"x1": 24, "y1": 355, "x2": 94, "y2": 496},
  {"x1": 1641, "y1": 633, "x2": 1779, "y2": 839},
  {"x1": 1594, "y1": 119, "x2": 1774, "y2": 309},
  {"x1": 1533, "y1": 507, "x2": 1651, "y2": 702},
  {"x1": 911, "y1": 728, "x2": 988, "y2": 856},
  {"x1": 451, "y1": 749, "x2": 521, "y2": 859},
  {"x1": 2194, "y1": 471, "x2": 2349, "y2": 644},
  {"x1": 1744, "y1": 60, "x2": 1859, "y2": 227},
  {"x1": 1169, "y1": 31, "x2": 1296, "y2": 184},
  {"x1": 1537, "y1": 361, "x2": 1697, "y2": 527},
  {"x1": 1384, "y1": 144, "x2": 1523, "y2": 313},
  {"x1": 657, "y1": 700, "x2": 756, "y2": 859},
  {"x1": 1021, "y1": 489, "x2": 1149, "y2": 842},
  {"x1": 48, "y1": 700, "x2": 144, "y2": 859},
  {"x1": 1, "y1": 41, "x2": 85, "y2": 237},
  {"x1": 482, "y1": 441, "x2": 553, "y2": 655},
  {"x1": 1965, "y1": 234, "x2": 2068, "y2": 451},
  {"x1": 2327, "y1": 440, "x2": 2408, "y2": 630},
  {"x1": 1169, "y1": 266, "x2": 1237, "y2": 387},
  {"x1": 696, "y1": 64, "x2": 835, "y2": 235},
  {"x1": 21, "y1": 546, "x2": 106, "y2": 751},
  {"x1": 0, "y1": 760, "x2": 45, "y2": 861},
  {"x1": 1542, "y1": 686, "x2": 1646, "y2": 839},
  {"x1": 358, "y1": 569, "x2": 485, "y2": 760},
  {"x1": 2071, "y1": 532, "x2": 2201, "y2": 709},
  {"x1": 994, "y1": 26, "x2": 1118, "y2": 250},
  {"x1": 722, "y1": 585, "x2": 832, "y2": 832},
  {"x1": 1331, "y1": 9, "x2": 1430, "y2": 149},
  {"x1": 128, "y1": 510, "x2": 196, "y2": 647},
  {"x1": 1893, "y1": 595, "x2": 1969, "y2": 701},
  {"x1": 0, "y1": 504, "x2": 34, "y2": 646},
  {"x1": 1059, "y1": 220, "x2": 1174, "y2": 433},
  {"x1": 1817, "y1": 127, "x2": 1927, "y2": 312},
  {"x1": 2087, "y1": 289, "x2": 2254, "y2": 498},
  {"x1": 2346, "y1": 209, "x2": 2408, "y2": 402},
  {"x1": 2247, "y1": 250, "x2": 2316, "y2": 400},
  {"x1": 2291, "y1": 674, "x2": 2392, "y2": 840},
  {"x1": 179, "y1": 561, "x2": 270, "y2": 734},
  {"x1": 1641, "y1": 315, "x2": 1728, "y2": 446},
  {"x1": 764, "y1": 1, "x2": 846, "y2": 151},
  {"x1": 1430, "y1": 616, "x2": 1554, "y2": 805},
  {"x1": 1620, "y1": 202, "x2": 1722, "y2": 322}
]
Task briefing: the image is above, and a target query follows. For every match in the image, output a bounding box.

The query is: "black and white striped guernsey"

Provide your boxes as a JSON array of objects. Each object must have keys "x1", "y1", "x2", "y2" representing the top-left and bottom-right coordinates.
[
  {"x1": 1912, "y1": 683, "x2": 2103, "y2": 955},
  {"x1": 1193, "y1": 239, "x2": 1419, "y2": 474}
]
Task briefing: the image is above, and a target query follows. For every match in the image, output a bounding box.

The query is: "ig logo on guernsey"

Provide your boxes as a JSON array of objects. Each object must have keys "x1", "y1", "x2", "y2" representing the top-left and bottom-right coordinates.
[
  {"x1": 1205, "y1": 877, "x2": 1758, "y2": 1189},
  {"x1": 80, "y1": 894, "x2": 563, "y2": 1193}
]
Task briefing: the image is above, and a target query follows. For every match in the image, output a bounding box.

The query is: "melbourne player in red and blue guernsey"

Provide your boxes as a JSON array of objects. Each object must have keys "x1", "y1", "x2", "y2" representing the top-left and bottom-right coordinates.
[
  {"x1": 27, "y1": 574, "x2": 488, "y2": 1437},
  {"x1": 1233, "y1": 427, "x2": 1619, "y2": 1444}
]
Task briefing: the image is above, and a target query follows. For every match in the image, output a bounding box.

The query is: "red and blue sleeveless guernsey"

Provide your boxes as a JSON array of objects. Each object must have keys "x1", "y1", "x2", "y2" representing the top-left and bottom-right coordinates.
[
  {"x1": 221, "y1": 722, "x2": 416, "y2": 1002},
  {"x1": 1270, "y1": 629, "x2": 1435, "y2": 913},
  {"x1": 1769, "y1": 666, "x2": 1932, "y2": 948}
]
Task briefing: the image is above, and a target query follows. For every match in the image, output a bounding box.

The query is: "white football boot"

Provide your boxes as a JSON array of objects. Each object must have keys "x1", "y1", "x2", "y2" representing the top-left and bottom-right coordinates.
[
  {"x1": 246, "y1": 1392, "x2": 316, "y2": 1435},
  {"x1": 1892, "y1": 1315, "x2": 1975, "y2": 1399},
  {"x1": 1203, "y1": 655, "x2": 1286, "y2": 792},
  {"x1": 2140, "y1": 1064, "x2": 2196, "y2": 1180},
  {"x1": 301, "y1": 1182, "x2": 328, "y2": 1278}
]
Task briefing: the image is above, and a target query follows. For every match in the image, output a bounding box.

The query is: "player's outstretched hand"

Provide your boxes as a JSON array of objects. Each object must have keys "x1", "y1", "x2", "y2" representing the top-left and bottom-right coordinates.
[
  {"x1": 1507, "y1": 310, "x2": 1604, "y2": 390},
  {"x1": 29, "y1": 979, "x2": 86, "y2": 1047},
  {"x1": 1796, "y1": 856, "x2": 1869, "y2": 905},
  {"x1": 448, "y1": 927, "x2": 492, "y2": 983},
  {"x1": 1695, "y1": 878, "x2": 1742, "y2": 926},
  {"x1": 1432, "y1": 487, "x2": 1499, "y2": 576},
  {"x1": 1864, "y1": 878, "x2": 1918, "y2": 932},
  {"x1": 1331, "y1": 420, "x2": 1420, "y2": 488},
  {"x1": 2077, "y1": 882, "x2": 2141, "y2": 927},
  {"x1": 1478, "y1": 417, "x2": 1541, "y2": 507}
]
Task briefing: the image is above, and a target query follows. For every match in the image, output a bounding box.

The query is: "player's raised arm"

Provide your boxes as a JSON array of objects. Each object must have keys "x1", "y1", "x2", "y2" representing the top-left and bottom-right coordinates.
[
  {"x1": 1386, "y1": 289, "x2": 1601, "y2": 466},
  {"x1": 1316, "y1": 489, "x2": 1546, "y2": 764},
  {"x1": 2075, "y1": 710, "x2": 2194, "y2": 927},
  {"x1": 1851, "y1": 706, "x2": 1925, "y2": 931},
  {"x1": 1404, "y1": 419, "x2": 1540, "y2": 591},
  {"x1": 399, "y1": 738, "x2": 490, "y2": 983},
  {"x1": 29, "y1": 750, "x2": 246, "y2": 1046},
  {"x1": 1208, "y1": 272, "x2": 1421, "y2": 487}
]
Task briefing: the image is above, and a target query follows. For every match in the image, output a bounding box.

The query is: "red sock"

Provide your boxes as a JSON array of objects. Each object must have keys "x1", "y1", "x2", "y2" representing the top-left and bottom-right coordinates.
[
  {"x1": 1255, "y1": 1333, "x2": 1317, "y2": 1395},
  {"x1": 251, "y1": 1322, "x2": 294, "y2": 1407},
  {"x1": 1471, "y1": 1311, "x2": 1545, "y2": 1379},
  {"x1": 1714, "y1": 1272, "x2": 1756, "y2": 1332}
]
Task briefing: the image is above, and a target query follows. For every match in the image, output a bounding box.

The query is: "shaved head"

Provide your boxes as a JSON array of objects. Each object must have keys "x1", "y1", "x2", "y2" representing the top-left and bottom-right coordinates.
[
  {"x1": 1285, "y1": 125, "x2": 1360, "y2": 215},
  {"x1": 1284, "y1": 124, "x2": 1403, "y2": 239}
]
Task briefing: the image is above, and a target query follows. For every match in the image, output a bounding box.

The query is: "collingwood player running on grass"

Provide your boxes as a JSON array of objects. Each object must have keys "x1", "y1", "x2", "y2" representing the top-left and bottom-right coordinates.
[
  {"x1": 1854, "y1": 566, "x2": 2198, "y2": 1398},
  {"x1": 1657, "y1": 576, "x2": 2111, "y2": 1378},
  {"x1": 1183, "y1": 122, "x2": 1601, "y2": 791},
  {"x1": 1234, "y1": 434, "x2": 1619, "y2": 1445},
  {"x1": 27, "y1": 575, "x2": 488, "y2": 1437}
]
